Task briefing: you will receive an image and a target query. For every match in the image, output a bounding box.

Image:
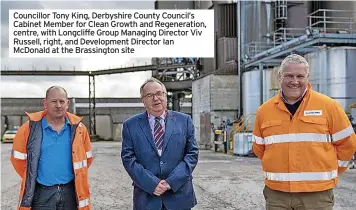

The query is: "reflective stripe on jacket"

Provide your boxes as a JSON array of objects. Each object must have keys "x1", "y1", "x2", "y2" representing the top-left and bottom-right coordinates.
[
  {"x1": 10, "y1": 110, "x2": 93, "y2": 210},
  {"x1": 253, "y1": 84, "x2": 356, "y2": 193}
]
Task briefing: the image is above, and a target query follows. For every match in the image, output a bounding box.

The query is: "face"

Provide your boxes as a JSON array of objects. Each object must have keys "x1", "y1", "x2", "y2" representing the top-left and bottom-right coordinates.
[
  {"x1": 280, "y1": 63, "x2": 309, "y2": 102},
  {"x1": 43, "y1": 88, "x2": 70, "y2": 119},
  {"x1": 141, "y1": 82, "x2": 167, "y2": 116}
]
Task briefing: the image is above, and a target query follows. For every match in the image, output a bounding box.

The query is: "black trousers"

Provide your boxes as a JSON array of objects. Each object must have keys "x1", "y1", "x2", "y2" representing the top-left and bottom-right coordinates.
[
  {"x1": 32, "y1": 180, "x2": 77, "y2": 210},
  {"x1": 162, "y1": 204, "x2": 191, "y2": 210}
]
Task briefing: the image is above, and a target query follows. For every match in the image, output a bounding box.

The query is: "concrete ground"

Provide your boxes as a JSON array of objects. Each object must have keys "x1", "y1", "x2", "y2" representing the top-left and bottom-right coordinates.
[{"x1": 1, "y1": 142, "x2": 356, "y2": 210}]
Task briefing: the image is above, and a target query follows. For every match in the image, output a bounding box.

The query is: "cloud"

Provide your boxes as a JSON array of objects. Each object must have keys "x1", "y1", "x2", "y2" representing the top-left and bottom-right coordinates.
[{"x1": 1, "y1": 1, "x2": 154, "y2": 98}]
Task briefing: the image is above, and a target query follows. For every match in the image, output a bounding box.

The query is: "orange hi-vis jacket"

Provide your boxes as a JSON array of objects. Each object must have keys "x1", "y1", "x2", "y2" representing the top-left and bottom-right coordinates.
[
  {"x1": 253, "y1": 84, "x2": 356, "y2": 193},
  {"x1": 10, "y1": 110, "x2": 93, "y2": 210}
]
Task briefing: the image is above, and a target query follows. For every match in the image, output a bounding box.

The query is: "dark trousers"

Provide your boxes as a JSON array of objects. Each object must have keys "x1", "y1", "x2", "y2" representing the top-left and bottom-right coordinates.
[
  {"x1": 32, "y1": 180, "x2": 77, "y2": 210},
  {"x1": 162, "y1": 204, "x2": 191, "y2": 210}
]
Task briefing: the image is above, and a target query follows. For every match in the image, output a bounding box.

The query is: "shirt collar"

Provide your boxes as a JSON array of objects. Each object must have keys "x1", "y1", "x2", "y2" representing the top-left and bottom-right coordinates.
[
  {"x1": 280, "y1": 87, "x2": 308, "y2": 104},
  {"x1": 148, "y1": 111, "x2": 167, "y2": 121},
  {"x1": 41, "y1": 116, "x2": 71, "y2": 129}
]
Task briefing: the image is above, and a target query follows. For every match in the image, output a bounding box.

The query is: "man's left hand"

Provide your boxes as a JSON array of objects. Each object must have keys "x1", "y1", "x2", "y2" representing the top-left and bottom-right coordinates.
[{"x1": 161, "y1": 180, "x2": 171, "y2": 190}]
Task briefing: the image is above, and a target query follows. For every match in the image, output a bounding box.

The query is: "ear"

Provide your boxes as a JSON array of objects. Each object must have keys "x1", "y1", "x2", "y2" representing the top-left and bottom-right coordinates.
[
  {"x1": 42, "y1": 99, "x2": 47, "y2": 109},
  {"x1": 66, "y1": 99, "x2": 70, "y2": 106}
]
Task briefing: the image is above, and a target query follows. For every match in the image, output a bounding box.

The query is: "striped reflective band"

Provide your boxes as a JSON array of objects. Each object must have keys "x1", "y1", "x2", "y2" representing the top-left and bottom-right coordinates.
[
  {"x1": 264, "y1": 169, "x2": 338, "y2": 181},
  {"x1": 253, "y1": 133, "x2": 330, "y2": 145},
  {"x1": 86, "y1": 150, "x2": 93, "y2": 158},
  {"x1": 332, "y1": 126, "x2": 354, "y2": 142},
  {"x1": 253, "y1": 126, "x2": 354, "y2": 145},
  {"x1": 253, "y1": 136, "x2": 264, "y2": 144},
  {"x1": 12, "y1": 150, "x2": 27, "y2": 160},
  {"x1": 74, "y1": 160, "x2": 87, "y2": 170},
  {"x1": 78, "y1": 198, "x2": 89, "y2": 208},
  {"x1": 338, "y1": 160, "x2": 349, "y2": 167}
]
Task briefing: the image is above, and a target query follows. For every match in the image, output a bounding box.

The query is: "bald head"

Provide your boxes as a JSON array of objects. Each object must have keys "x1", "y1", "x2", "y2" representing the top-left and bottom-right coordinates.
[
  {"x1": 43, "y1": 86, "x2": 70, "y2": 119},
  {"x1": 46, "y1": 86, "x2": 68, "y2": 99}
]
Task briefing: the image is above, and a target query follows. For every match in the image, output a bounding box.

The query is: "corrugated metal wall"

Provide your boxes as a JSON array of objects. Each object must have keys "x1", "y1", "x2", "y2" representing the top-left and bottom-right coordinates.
[{"x1": 215, "y1": 3, "x2": 237, "y2": 38}]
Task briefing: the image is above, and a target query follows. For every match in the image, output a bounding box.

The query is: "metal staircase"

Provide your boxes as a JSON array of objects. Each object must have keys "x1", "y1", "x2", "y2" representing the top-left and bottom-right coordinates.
[{"x1": 274, "y1": 0, "x2": 288, "y2": 40}]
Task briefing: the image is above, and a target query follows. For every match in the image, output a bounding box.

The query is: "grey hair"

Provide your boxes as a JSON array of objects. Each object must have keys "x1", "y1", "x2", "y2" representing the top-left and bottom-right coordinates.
[
  {"x1": 140, "y1": 77, "x2": 167, "y2": 98},
  {"x1": 279, "y1": 54, "x2": 309, "y2": 75}
]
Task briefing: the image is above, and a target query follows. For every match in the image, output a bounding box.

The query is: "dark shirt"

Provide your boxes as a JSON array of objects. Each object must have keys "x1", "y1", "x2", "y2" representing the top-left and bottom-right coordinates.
[{"x1": 284, "y1": 99, "x2": 302, "y2": 116}]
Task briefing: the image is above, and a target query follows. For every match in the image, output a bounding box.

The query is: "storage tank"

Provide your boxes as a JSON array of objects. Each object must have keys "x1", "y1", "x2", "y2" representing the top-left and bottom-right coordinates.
[
  {"x1": 242, "y1": 69, "x2": 261, "y2": 129},
  {"x1": 305, "y1": 47, "x2": 356, "y2": 112},
  {"x1": 263, "y1": 68, "x2": 280, "y2": 102},
  {"x1": 242, "y1": 0, "x2": 273, "y2": 55}
]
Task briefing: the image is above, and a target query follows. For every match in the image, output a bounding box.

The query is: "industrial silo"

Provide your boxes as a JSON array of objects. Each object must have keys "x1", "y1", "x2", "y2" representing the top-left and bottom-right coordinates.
[
  {"x1": 242, "y1": 69, "x2": 261, "y2": 130},
  {"x1": 305, "y1": 47, "x2": 356, "y2": 112}
]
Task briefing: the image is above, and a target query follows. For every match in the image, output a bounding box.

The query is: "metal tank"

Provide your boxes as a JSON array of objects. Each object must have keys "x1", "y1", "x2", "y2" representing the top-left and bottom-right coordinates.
[
  {"x1": 242, "y1": 1, "x2": 274, "y2": 58},
  {"x1": 305, "y1": 47, "x2": 356, "y2": 112},
  {"x1": 242, "y1": 1, "x2": 272, "y2": 43},
  {"x1": 263, "y1": 68, "x2": 280, "y2": 102},
  {"x1": 215, "y1": 3, "x2": 237, "y2": 39},
  {"x1": 242, "y1": 69, "x2": 261, "y2": 130}
]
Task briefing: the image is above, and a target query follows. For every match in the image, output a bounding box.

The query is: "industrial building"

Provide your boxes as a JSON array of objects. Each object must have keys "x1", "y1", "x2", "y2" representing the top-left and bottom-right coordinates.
[
  {"x1": 154, "y1": 0, "x2": 356, "y2": 150},
  {"x1": 1, "y1": 0, "x2": 356, "y2": 151}
]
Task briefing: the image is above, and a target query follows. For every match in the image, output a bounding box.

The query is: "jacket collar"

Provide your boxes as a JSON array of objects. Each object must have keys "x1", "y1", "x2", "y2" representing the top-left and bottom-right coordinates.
[{"x1": 26, "y1": 110, "x2": 83, "y2": 125}]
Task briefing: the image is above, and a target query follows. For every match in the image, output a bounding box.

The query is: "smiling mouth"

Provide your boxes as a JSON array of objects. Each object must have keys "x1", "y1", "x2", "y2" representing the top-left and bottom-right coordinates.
[{"x1": 288, "y1": 86, "x2": 300, "y2": 89}]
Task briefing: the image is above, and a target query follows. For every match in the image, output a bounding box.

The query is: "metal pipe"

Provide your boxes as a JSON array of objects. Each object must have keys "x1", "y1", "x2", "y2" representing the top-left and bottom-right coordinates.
[
  {"x1": 257, "y1": 1, "x2": 261, "y2": 42},
  {"x1": 259, "y1": 63, "x2": 263, "y2": 105},
  {"x1": 265, "y1": 0, "x2": 271, "y2": 44},
  {"x1": 238, "y1": 0, "x2": 244, "y2": 118},
  {"x1": 241, "y1": 0, "x2": 246, "y2": 59}
]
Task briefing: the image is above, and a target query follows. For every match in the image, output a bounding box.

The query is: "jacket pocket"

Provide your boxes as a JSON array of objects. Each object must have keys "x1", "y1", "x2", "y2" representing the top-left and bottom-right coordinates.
[
  {"x1": 261, "y1": 120, "x2": 283, "y2": 138},
  {"x1": 299, "y1": 117, "x2": 329, "y2": 138}
]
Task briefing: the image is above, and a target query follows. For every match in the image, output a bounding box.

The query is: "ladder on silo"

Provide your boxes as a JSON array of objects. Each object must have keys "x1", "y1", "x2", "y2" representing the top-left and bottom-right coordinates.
[{"x1": 274, "y1": 0, "x2": 288, "y2": 42}]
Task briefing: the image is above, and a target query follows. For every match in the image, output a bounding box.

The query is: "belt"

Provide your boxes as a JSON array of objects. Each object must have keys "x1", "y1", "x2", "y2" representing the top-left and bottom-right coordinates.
[{"x1": 36, "y1": 180, "x2": 74, "y2": 189}]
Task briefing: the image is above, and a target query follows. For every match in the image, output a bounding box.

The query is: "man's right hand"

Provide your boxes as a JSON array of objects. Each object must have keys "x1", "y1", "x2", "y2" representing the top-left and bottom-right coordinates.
[{"x1": 153, "y1": 180, "x2": 168, "y2": 196}]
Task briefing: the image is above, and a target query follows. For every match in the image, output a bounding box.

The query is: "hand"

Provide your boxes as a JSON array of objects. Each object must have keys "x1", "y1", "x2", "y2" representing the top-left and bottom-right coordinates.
[
  {"x1": 153, "y1": 180, "x2": 168, "y2": 196},
  {"x1": 161, "y1": 180, "x2": 171, "y2": 190}
]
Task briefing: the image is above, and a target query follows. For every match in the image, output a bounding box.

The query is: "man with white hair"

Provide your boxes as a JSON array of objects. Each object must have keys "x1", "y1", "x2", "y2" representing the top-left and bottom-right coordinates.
[{"x1": 252, "y1": 54, "x2": 356, "y2": 209}]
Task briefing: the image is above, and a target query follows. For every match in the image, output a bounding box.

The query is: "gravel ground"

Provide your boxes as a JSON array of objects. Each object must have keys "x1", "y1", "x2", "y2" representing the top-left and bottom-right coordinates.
[{"x1": 2, "y1": 142, "x2": 355, "y2": 210}]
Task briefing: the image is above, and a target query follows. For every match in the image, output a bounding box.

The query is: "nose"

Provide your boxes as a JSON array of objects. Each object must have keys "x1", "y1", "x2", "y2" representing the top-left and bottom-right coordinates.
[
  {"x1": 290, "y1": 76, "x2": 299, "y2": 84},
  {"x1": 152, "y1": 94, "x2": 159, "y2": 100},
  {"x1": 55, "y1": 101, "x2": 62, "y2": 107}
]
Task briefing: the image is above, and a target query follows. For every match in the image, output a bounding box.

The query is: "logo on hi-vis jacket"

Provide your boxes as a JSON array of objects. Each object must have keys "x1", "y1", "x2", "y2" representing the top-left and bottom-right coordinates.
[{"x1": 304, "y1": 110, "x2": 322, "y2": 116}]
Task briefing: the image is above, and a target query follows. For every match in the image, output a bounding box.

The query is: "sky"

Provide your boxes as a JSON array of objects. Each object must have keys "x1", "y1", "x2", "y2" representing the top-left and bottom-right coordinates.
[{"x1": 0, "y1": 0, "x2": 154, "y2": 98}]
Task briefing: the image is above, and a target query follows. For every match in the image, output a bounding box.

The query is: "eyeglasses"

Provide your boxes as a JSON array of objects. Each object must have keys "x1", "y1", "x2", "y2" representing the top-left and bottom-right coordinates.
[{"x1": 143, "y1": 91, "x2": 166, "y2": 99}]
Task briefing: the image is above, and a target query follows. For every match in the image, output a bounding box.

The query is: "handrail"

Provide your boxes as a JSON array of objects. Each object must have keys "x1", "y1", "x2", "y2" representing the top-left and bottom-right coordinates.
[
  {"x1": 307, "y1": 9, "x2": 356, "y2": 17},
  {"x1": 244, "y1": 8, "x2": 356, "y2": 59}
]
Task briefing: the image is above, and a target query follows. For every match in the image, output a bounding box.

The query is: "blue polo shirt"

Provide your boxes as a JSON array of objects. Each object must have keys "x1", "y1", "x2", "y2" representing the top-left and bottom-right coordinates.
[{"x1": 37, "y1": 117, "x2": 74, "y2": 186}]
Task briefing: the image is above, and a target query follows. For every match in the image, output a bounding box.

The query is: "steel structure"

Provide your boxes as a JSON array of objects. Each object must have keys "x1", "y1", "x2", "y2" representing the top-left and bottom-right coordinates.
[
  {"x1": 242, "y1": 8, "x2": 356, "y2": 70},
  {"x1": 151, "y1": 57, "x2": 200, "y2": 112},
  {"x1": 240, "y1": 3, "x2": 356, "y2": 126},
  {"x1": 1, "y1": 63, "x2": 197, "y2": 135}
]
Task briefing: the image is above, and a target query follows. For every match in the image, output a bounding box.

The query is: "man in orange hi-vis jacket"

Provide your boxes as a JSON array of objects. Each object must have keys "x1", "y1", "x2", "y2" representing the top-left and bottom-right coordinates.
[
  {"x1": 253, "y1": 54, "x2": 356, "y2": 210},
  {"x1": 10, "y1": 86, "x2": 93, "y2": 210}
]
